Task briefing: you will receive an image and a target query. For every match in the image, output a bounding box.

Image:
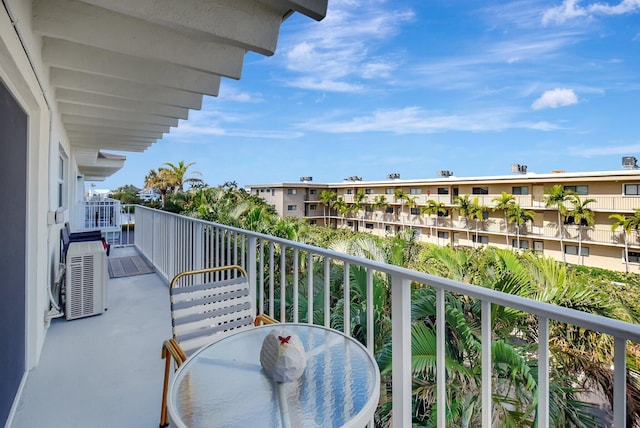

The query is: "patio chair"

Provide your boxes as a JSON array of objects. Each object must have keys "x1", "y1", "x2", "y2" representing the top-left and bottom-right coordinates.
[{"x1": 159, "y1": 265, "x2": 276, "y2": 427}]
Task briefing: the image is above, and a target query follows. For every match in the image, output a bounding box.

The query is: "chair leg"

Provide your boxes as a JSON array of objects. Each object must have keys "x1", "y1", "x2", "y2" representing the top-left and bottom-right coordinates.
[{"x1": 160, "y1": 344, "x2": 172, "y2": 427}]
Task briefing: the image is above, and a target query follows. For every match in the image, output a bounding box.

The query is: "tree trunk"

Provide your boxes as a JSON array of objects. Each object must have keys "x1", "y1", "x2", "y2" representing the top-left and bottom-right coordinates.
[
  {"x1": 558, "y1": 210, "x2": 566, "y2": 263},
  {"x1": 624, "y1": 233, "x2": 630, "y2": 273}
]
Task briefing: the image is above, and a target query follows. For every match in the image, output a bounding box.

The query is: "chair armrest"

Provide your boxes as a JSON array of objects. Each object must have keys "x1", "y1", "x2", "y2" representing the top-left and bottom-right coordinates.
[{"x1": 254, "y1": 314, "x2": 278, "y2": 326}]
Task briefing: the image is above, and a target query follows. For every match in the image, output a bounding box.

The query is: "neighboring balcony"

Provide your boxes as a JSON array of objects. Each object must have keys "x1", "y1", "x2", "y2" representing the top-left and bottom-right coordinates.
[{"x1": 15, "y1": 205, "x2": 640, "y2": 427}]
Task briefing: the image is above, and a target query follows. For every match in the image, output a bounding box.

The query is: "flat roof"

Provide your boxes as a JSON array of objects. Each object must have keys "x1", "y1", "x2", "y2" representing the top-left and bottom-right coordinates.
[{"x1": 246, "y1": 169, "x2": 640, "y2": 189}]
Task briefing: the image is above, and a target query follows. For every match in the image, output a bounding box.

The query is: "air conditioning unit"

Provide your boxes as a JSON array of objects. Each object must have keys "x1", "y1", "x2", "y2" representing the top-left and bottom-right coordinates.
[
  {"x1": 65, "y1": 240, "x2": 107, "y2": 320},
  {"x1": 622, "y1": 156, "x2": 638, "y2": 169}
]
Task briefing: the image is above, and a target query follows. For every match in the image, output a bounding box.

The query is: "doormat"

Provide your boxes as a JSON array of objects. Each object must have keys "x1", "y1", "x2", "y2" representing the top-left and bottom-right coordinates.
[{"x1": 108, "y1": 256, "x2": 154, "y2": 279}]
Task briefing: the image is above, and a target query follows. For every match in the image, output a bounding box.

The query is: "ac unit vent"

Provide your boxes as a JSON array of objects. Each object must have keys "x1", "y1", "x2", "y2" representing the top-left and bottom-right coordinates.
[{"x1": 65, "y1": 241, "x2": 107, "y2": 320}]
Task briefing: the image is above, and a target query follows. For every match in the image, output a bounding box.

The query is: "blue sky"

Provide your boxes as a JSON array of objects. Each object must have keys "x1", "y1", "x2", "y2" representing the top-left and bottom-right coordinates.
[{"x1": 98, "y1": 0, "x2": 640, "y2": 191}]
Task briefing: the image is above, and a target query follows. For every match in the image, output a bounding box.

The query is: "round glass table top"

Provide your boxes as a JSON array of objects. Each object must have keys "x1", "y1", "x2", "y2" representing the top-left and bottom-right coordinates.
[{"x1": 168, "y1": 323, "x2": 380, "y2": 428}]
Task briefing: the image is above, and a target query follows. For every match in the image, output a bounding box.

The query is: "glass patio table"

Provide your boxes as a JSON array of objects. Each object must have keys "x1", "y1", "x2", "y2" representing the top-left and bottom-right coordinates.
[{"x1": 168, "y1": 323, "x2": 380, "y2": 428}]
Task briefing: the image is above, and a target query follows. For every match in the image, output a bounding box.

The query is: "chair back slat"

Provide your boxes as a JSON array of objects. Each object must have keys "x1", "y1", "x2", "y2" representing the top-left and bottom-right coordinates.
[{"x1": 169, "y1": 265, "x2": 255, "y2": 356}]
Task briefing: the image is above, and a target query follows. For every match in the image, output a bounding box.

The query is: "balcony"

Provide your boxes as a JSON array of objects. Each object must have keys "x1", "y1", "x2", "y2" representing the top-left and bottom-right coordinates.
[{"x1": 11, "y1": 205, "x2": 640, "y2": 427}]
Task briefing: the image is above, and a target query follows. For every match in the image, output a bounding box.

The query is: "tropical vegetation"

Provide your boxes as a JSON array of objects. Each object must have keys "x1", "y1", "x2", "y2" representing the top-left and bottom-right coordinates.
[{"x1": 131, "y1": 163, "x2": 640, "y2": 426}]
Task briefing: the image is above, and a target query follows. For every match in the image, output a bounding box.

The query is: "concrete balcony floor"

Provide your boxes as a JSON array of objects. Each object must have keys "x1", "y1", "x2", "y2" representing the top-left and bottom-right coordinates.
[{"x1": 11, "y1": 246, "x2": 172, "y2": 428}]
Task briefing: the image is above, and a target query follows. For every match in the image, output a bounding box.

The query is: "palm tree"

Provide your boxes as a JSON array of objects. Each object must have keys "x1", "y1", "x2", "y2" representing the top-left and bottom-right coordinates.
[
  {"x1": 453, "y1": 194, "x2": 474, "y2": 243},
  {"x1": 543, "y1": 185, "x2": 573, "y2": 262},
  {"x1": 609, "y1": 213, "x2": 634, "y2": 273},
  {"x1": 333, "y1": 196, "x2": 348, "y2": 227},
  {"x1": 162, "y1": 160, "x2": 202, "y2": 194},
  {"x1": 319, "y1": 190, "x2": 337, "y2": 228},
  {"x1": 406, "y1": 195, "x2": 417, "y2": 228},
  {"x1": 421, "y1": 199, "x2": 444, "y2": 242},
  {"x1": 492, "y1": 191, "x2": 515, "y2": 246},
  {"x1": 394, "y1": 188, "x2": 408, "y2": 230},
  {"x1": 567, "y1": 194, "x2": 596, "y2": 265},
  {"x1": 506, "y1": 203, "x2": 535, "y2": 250},
  {"x1": 469, "y1": 197, "x2": 486, "y2": 247},
  {"x1": 352, "y1": 189, "x2": 367, "y2": 231},
  {"x1": 373, "y1": 194, "x2": 389, "y2": 231},
  {"x1": 144, "y1": 168, "x2": 173, "y2": 208}
]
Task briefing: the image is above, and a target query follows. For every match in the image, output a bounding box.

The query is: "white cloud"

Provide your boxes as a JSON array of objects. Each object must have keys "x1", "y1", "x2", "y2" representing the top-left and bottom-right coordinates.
[
  {"x1": 301, "y1": 106, "x2": 560, "y2": 134},
  {"x1": 531, "y1": 88, "x2": 579, "y2": 110},
  {"x1": 543, "y1": 0, "x2": 640, "y2": 25},
  {"x1": 279, "y1": 1, "x2": 414, "y2": 92}
]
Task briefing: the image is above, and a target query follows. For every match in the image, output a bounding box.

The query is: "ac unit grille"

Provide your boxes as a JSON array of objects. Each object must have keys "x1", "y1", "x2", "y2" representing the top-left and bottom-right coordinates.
[{"x1": 65, "y1": 241, "x2": 106, "y2": 320}]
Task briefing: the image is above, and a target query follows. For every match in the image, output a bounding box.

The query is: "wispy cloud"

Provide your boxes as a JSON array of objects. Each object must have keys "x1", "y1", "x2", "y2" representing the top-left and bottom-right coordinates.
[
  {"x1": 531, "y1": 88, "x2": 579, "y2": 110},
  {"x1": 279, "y1": 1, "x2": 414, "y2": 92},
  {"x1": 218, "y1": 85, "x2": 264, "y2": 103},
  {"x1": 171, "y1": 124, "x2": 303, "y2": 140},
  {"x1": 543, "y1": 0, "x2": 640, "y2": 25},
  {"x1": 301, "y1": 106, "x2": 560, "y2": 134},
  {"x1": 568, "y1": 143, "x2": 640, "y2": 157}
]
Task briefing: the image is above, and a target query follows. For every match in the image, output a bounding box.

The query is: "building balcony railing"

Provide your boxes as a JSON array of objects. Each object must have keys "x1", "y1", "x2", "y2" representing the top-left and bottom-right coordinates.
[{"x1": 134, "y1": 205, "x2": 640, "y2": 427}]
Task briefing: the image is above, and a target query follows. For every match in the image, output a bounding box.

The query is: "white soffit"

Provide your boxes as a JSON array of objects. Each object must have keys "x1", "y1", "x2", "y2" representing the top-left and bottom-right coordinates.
[{"x1": 28, "y1": 0, "x2": 327, "y2": 179}]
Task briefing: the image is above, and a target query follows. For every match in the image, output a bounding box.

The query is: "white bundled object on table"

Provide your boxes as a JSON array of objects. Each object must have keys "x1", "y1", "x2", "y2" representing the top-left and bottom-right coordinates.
[{"x1": 260, "y1": 329, "x2": 307, "y2": 383}]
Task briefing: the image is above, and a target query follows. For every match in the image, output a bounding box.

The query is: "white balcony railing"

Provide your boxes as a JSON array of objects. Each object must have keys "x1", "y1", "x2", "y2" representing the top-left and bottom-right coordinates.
[{"x1": 134, "y1": 206, "x2": 640, "y2": 428}]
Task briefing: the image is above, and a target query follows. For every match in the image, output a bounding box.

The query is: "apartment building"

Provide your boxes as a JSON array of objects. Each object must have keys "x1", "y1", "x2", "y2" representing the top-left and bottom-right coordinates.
[
  {"x1": 248, "y1": 178, "x2": 330, "y2": 222},
  {"x1": 249, "y1": 166, "x2": 640, "y2": 273}
]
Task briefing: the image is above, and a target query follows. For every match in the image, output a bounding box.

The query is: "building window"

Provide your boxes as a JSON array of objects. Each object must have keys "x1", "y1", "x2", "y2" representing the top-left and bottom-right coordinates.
[
  {"x1": 309, "y1": 220, "x2": 317, "y2": 225},
  {"x1": 533, "y1": 241, "x2": 544, "y2": 253},
  {"x1": 58, "y1": 149, "x2": 68, "y2": 209},
  {"x1": 481, "y1": 211, "x2": 489, "y2": 220},
  {"x1": 511, "y1": 239, "x2": 530, "y2": 249},
  {"x1": 624, "y1": 184, "x2": 640, "y2": 195},
  {"x1": 564, "y1": 216, "x2": 590, "y2": 226},
  {"x1": 365, "y1": 223, "x2": 374, "y2": 230},
  {"x1": 410, "y1": 207, "x2": 420, "y2": 215},
  {"x1": 365, "y1": 206, "x2": 373, "y2": 212},
  {"x1": 438, "y1": 209, "x2": 449, "y2": 217},
  {"x1": 565, "y1": 245, "x2": 589, "y2": 256},
  {"x1": 437, "y1": 231, "x2": 449, "y2": 239},
  {"x1": 385, "y1": 225, "x2": 393, "y2": 232},
  {"x1": 437, "y1": 187, "x2": 449, "y2": 195},
  {"x1": 564, "y1": 185, "x2": 588, "y2": 195},
  {"x1": 287, "y1": 189, "x2": 297, "y2": 195},
  {"x1": 472, "y1": 187, "x2": 489, "y2": 195},
  {"x1": 347, "y1": 221, "x2": 354, "y2": 227},
  {"x1": 512, "y1": 186, "x2": 529, "y2": 195},
  {"x1": 410, "y1": 188, "x2": 421, "y2": 195},
  {"x1": 309, "y1": 189, "x2": 317, "y2": 195},
  {"x1": 347, "y1": 189, "x2": 354, "y2": 195},
  {"x1": 385, "y1": 188, "x2": 394, "y2": 195},
  {"x1": 628, "y1": 251, "x2": 640, "y2": 263},
  {"x1": 385, "y1": 207, "x2": 394, "y2": 214},
  {"x1": 365, "y1": 189, "x2": 374, "y2": 194},
  {"x1": 271, "y1": 190, "x2": 275, "y2": 196},
  {"x1": 287, "y1": 205, "x2": 297, "y2": 211},
  {"x1": 309, "y1": 204, "x2": 317, "y2": 210},
  {"x1": 472, "y1": 235, "x2": 489, "y2": 244}
]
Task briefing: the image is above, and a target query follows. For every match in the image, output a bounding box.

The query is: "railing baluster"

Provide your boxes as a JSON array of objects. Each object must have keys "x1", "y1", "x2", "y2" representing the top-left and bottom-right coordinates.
[
  {"x1": 293, "y1": 248, "x2": 299, "y2": 323},
  {"x1": 324, "y1": 257, "x2": 330, "y2": 328},
  {"x1": 538, "y1": 316, "x2": 549, "y2": 428},
  {"x1": 269, "y1": 241, "x2": 275, "y2": 318},
  {"x1": 366, "y1": 268, "x2": 374, "y2": 353},
  {"x1": 344, "y1": 262, "x2": 350, "y2": 335},
  {"x1": 614, "y1": 336, "x2": 627, "y2": 428},
  {"x1": 481, "y1": 300, "x2": 492, "y2": 428},
  {"x1": 280, "y1": 244, "x2": 286, "y2": 322},
  {"x1": 436, "y1": 288, "x2": 445, "y2": 428},
  {"x1": 307, "y1": 251, "x2": 313, "y2": 324},
  {"x1": 391, "y1": 275, "x2": 411, "y2": 428},
  {"x1": 259, "y1": 240, "x2": 265, "y2": 315},
  {"x1": 248, "y1": 236, "x2": 257, "y2": 316}
]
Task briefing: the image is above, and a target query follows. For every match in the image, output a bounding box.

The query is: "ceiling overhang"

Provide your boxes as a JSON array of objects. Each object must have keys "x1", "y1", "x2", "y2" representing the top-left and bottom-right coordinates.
[{"x1": 27, "y1": 0, "x2": 327, "y2": 180}]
